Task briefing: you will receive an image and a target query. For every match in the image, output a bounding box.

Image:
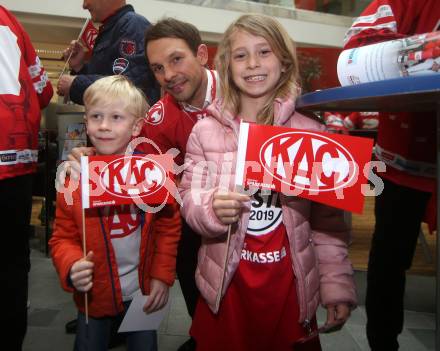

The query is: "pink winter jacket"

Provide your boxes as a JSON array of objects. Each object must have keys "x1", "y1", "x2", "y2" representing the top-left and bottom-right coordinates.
[{"x1": 179, "y1": 97, "x2": 357, "y2": 324}]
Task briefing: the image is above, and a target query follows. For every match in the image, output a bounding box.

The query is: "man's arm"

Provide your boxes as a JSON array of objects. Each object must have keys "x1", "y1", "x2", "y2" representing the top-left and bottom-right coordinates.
[
  {"x1": 9, "y1": 9, "x2": 53, "y2": 108},
  {"x1": 343, "y1": 0, "x2": 423, "y2": 49},
  {"x1": 69, "y1": 13, "x2": 159, "y2": 105}
]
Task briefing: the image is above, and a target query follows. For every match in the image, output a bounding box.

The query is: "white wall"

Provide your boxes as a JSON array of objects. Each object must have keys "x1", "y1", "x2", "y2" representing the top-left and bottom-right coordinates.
[{"x1": 2, "y1": 0, "x2": 350, "y2": 47}]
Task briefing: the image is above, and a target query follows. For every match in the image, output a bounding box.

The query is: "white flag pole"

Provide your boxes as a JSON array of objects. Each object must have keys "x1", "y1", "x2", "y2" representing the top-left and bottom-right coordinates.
[{"x1": 80, "y1": 155, "x2": 89, "y2": 325}]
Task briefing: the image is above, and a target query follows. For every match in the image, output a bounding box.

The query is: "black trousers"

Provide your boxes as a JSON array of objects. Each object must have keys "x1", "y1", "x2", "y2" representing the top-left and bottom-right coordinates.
[
  {"x1": 176, "y1": 219, "x2": 201, "y2": 318},
  {"x1": 366, "y1": 178, "x2": 431, "y2": 351},
  {"x1": 0, "y1": 174, "x2": 33, "y2": 351}
]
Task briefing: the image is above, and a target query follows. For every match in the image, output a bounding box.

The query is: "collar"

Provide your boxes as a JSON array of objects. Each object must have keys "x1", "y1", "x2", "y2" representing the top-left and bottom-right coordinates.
[
  {"x1": 99, "y1": 5, "x2": 134, "y2": 32},
  {"x1": 179, "y1": 69, "x2": 218, "y2": 112}
]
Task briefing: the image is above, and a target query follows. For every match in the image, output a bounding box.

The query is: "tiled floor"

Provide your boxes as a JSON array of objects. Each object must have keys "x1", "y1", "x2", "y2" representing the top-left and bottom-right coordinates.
[{"x1": 24, "y1": 249, "x2": 436, "y2": 351}]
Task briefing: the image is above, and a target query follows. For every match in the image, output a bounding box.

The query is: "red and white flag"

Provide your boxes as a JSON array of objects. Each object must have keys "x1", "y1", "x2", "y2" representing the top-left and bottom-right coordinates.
[
  {"x1": 80, "y1": 19, "x2": 98, "y2": 51},
  {"x1": 235, "y1": 122, "x2": 374, "y2": 213},
  {"x1": 80, "y1": 154, "x2": 175, "y2": 209}
]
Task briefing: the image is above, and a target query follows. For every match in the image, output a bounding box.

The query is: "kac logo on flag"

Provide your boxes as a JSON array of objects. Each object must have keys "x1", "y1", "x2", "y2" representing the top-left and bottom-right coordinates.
[
  {"x1": 80, "y1": 19, "x2": 98, "y2": 51},
  {"x1": 235, "y1": 122, "x2": 374, "y2": 213},
  {"x1": 80, "y1": 154, "x2": 174, "y2": 209}
]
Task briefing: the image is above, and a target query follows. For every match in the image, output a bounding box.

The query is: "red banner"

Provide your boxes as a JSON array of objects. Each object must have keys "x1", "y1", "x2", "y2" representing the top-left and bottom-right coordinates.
[
  {"x1": 80, "y1": 19, "x2": 98, "y2": 51},
  {"x1": 235, "y1": 122, "x2": 374, "y2": 213},
  {"x1": 80, "y1": 154, "x2": 174, "y2": 209}
]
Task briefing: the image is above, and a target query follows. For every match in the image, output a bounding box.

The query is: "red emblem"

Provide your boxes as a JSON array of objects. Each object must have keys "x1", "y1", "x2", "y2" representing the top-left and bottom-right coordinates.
[
  {"x1": 120, "y1": 39, "x2": 136, "y2": 57},
  {"x1": 146, "y1": 101, "x2": 164, "y2": 125}
]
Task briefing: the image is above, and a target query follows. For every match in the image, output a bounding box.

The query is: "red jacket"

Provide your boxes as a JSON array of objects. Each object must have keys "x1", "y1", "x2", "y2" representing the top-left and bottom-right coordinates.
[
  {"x1": 139, "y1": 69, "x2": 218, "y2": 166},
  {"x1": 0, "y1": 6, "x2": 53, "y2": 180},
  {"x1": 49, "y1": 179, "x2": 181, "y2": 318},
  {"x1": 343, "y1": 0, "x2": 439, "y2": 193}
]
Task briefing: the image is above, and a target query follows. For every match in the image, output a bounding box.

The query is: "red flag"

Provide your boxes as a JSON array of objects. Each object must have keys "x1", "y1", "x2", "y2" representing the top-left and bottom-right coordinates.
[
  {"x1": 235, "y1": 122, "x2": 374, "y2": 213},
  {"x1": 80, "y1": 154, "x2": 175, "y2": 209},
  {"x1": 80, "y1": 19, "x2": 98, "y2": 51}
]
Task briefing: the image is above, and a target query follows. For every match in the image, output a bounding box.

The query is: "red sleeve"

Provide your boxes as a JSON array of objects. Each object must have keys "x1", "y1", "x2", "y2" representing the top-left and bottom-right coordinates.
[
  {"x1": 149, "y1": 201, "x2": 181, "y2": 286},
  {"x1": 5, "y1": 7, "x2": 53, "y2": 108},
  {"x1": 343, "y1": 0, "x2": 424, "y2": 49},
  {"x1": 49, "y1": 184, "x2": 84, "y2": 293}
]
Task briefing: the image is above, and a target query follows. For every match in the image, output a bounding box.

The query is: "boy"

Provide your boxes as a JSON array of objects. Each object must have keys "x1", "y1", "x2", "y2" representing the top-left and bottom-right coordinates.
[{"x1": 49, "y1": 75, "x2": 180, "y2": 351}]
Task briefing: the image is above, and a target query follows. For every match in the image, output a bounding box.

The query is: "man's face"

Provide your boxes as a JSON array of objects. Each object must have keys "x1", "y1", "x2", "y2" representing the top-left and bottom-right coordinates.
[
  {"x1": 147, "y1": 38, "x2": 207, "y2": 105},
  {"x1": 83, "y1": 0, "x2": 115, "y2": 22}
]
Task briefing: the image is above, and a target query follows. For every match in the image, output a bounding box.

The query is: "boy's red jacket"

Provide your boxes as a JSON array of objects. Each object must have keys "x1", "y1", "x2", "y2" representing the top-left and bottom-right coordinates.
[{"x1": 49, "y1": 179, "x2": 181, "y2": 318}]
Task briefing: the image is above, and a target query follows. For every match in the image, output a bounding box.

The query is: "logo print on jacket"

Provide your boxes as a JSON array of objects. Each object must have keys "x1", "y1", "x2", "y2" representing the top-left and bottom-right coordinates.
[
  {"x1": 146, "y1": 101, "x2": 164, "y2": 125},
  {"x1": 259, "y1": 131, "x2": 357, "y2": 192},
  {"x1": 120, "y1": 39, "x2": 136, "y2": 57},
  {"x1": 113, "y1": 58, "x2": 129, "y2": 74}
]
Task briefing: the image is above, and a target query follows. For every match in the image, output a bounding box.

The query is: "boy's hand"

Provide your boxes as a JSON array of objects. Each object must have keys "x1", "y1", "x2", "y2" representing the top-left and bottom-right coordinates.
[
  {"x1": 143, "y1": 279, "x2": 169, "y2": 314},
  {"x1": 59, "y1": 146, "x2": 95, "y2": 182},
  {"x1": 213, "y1": 191, "x2": 250, "y2": 225},
  {"x1": 70, "y1": 251, "x2": 94, "y2": 292},
  {"x1": 325, "y1": 303, "x2": 351, "y2": 327}
]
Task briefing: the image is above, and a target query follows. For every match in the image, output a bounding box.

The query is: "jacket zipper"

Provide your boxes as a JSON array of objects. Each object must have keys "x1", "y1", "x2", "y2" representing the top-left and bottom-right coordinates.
[
  {"x1": 281, "y1": 198, "x2": 310, "y2": 324},
  {"x1": 140, "y1": 213, "x2": 151, "y2": 293},
  {"x1": 98, "y1": 209, "x2": 119, "y2": 314}
]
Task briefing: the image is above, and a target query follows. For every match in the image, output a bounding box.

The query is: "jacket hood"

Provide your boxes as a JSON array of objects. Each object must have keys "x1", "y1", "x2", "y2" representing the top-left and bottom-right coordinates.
[{"x1": 207, "y1": 95, "x2": 297, "y2": 133}]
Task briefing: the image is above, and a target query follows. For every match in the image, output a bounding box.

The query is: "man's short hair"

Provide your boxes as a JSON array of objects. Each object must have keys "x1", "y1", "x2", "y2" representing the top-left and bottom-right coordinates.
[
  {"x1": 84, "y1": 75, "x2": 149, "y2": 118},
  {"x1": 144, "y1": 18, "x2": 202, "y2": 56}
]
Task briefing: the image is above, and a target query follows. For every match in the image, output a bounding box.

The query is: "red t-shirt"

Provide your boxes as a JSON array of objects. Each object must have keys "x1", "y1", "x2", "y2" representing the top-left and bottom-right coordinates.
[{"x1": 191, "y1": 191, "x2": 321, "y2": 351}]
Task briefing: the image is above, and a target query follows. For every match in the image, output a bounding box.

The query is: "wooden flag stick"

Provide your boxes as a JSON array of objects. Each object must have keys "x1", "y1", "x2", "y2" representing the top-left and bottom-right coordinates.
[
  {"x1": 81, "y1": 208, "x2": 89, "y2": 325},
  {"x1": 58, "y1": 18, "x2": 91, "y2": 79}
]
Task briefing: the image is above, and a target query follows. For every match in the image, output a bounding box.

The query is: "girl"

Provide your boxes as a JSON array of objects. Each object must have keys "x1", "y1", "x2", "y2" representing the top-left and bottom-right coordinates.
[{"x1": 179, "y1": 14, "x2": 357, "y2": 351}]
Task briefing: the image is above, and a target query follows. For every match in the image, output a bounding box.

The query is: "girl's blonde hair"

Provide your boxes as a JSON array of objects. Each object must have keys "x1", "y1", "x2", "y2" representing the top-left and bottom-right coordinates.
[
  {"x1": 84, "y1": 75, "x2": 149, "y2": 118},
  {"x1": 215, "y1": 14, "x2": 300, "y2": 125}
]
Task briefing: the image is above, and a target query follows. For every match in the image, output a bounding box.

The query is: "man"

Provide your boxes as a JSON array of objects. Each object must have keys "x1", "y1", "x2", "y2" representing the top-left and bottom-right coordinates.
[
  {"x1": 57, "y1": 0, "x2": 159, "y2": 105},
  {"x1": 142, "y1": 19, "x2": 219, "y2": 351},
  {"x1": 0, "y1": 6, "x2": 53, "y2": 350},
  {"x1": 343, "y1": 1, "x2": 439, "y2": 350},
  {"x1": 70, "y1": 18, "x2": 218, "y2": 351}
]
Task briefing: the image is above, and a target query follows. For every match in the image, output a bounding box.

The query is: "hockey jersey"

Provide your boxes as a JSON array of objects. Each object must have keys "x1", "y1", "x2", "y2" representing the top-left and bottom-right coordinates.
[
  {"x1": 0, "y1": 6, "x2": 53, "y2": 181},
  {"x1": 344, "y1": 0, "x2": 439, "y2": 192},
  {"x1": 138, "y1": 69, "x2": 218, "y2": 167}
]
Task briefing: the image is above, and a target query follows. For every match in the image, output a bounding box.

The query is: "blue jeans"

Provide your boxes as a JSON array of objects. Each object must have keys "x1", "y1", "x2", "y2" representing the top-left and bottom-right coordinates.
[{"x1": 74, "y1": 301, "x2": 157, "y2": 351}]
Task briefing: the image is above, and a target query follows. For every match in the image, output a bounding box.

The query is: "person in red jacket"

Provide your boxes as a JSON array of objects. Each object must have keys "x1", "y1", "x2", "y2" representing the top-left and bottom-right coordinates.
[
  {"x1": 50, "y1": 76, "x2": 180, "y2": 351},
  {"x1": 343, "y1": 1, "x2": 439, "y2": 350},
  {"x1": 0, "y1": 6, "x2": 53, "y2": 349}
]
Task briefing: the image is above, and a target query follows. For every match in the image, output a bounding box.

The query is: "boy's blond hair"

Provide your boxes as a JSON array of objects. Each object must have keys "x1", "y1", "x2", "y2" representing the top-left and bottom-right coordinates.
[
  {"x1": 215, "y1": 14, "x2": 300, "y2": 125},
  {"x1": 83, "y1": 75, "x2": 149, "y2": 118}
]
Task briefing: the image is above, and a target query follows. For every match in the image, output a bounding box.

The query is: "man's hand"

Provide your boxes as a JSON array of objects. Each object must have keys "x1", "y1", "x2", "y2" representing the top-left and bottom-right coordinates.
[
  {"x1": 70, "y1": 251, "x2": 94, "y2": 292},
  {"x1": 57, "y1": 75, "x2": 76, "y2": 97},
  {"x1": 63, "y1": 40, "x2": 86, "y2": 72},
  {"x1": 325, "y1": 303, "x2": 351, "y2": 327},
  {"x1": 143, "y1": 279, "x2": 169, "y2": 314},
  {"x1": 213, "y1": 191, "x2": 250, "y2": 225}
]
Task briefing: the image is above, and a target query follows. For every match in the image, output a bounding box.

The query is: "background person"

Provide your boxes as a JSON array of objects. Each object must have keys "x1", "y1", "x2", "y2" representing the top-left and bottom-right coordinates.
[
  {"x1": 0, "y1": 5, "x2": 53, "y2": 350},
  {"x1": 343, "y1": 1, "x2": 439, "y2": 349},
  {"x1": 57, "y1": 0, "x2": 159, "y2": 105}
]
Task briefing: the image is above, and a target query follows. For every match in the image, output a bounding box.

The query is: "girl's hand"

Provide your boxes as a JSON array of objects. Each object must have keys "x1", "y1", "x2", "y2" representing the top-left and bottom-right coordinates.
[
  {"x1": 325, "y1": 303, "x2": 351, "y2": 327},
  {"x1": 70, "y1": 251, "x2": 94, "y2": 292},
  {"x1": 213, "y1": 191, "x2": 250, "y2": 225},
  {"x1": 143, "y1": 279, "x2": 169, "y2": 314}
]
